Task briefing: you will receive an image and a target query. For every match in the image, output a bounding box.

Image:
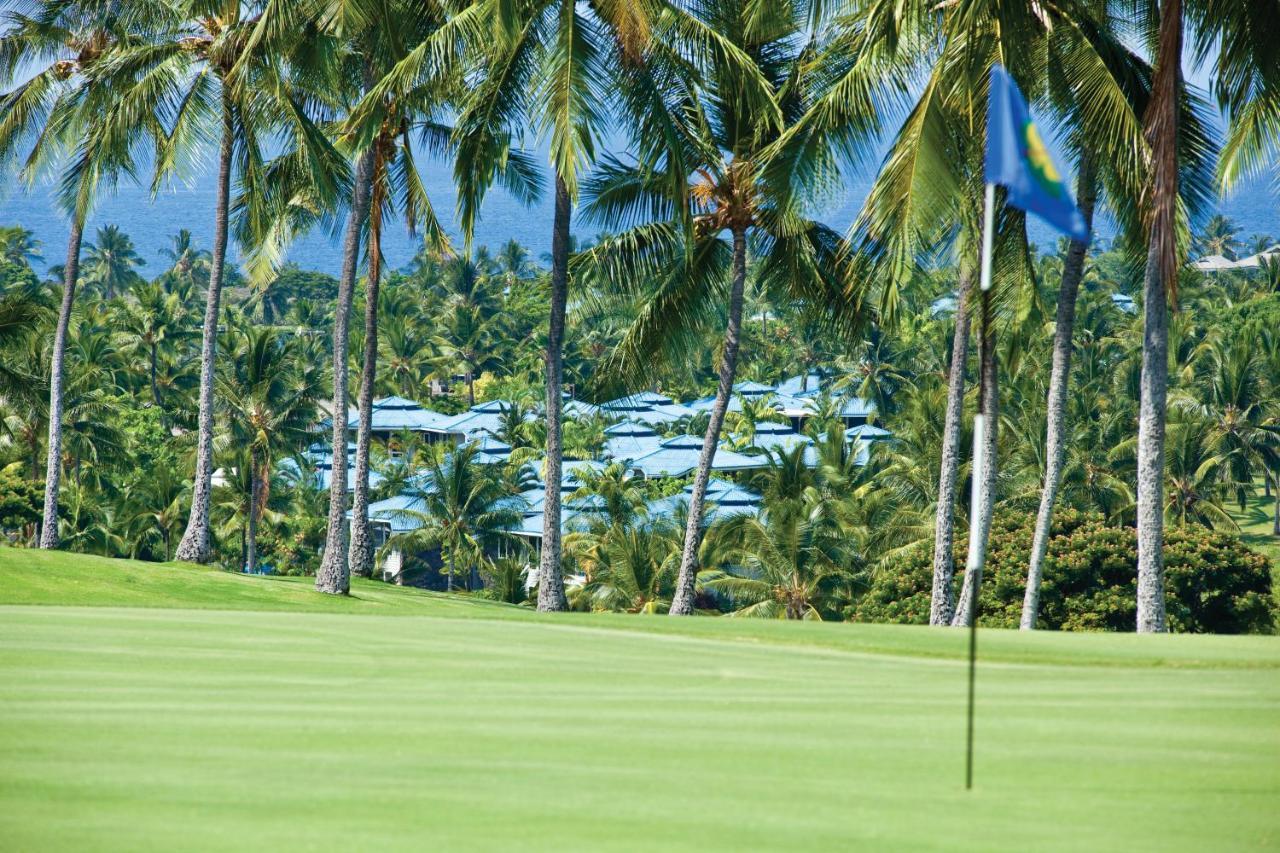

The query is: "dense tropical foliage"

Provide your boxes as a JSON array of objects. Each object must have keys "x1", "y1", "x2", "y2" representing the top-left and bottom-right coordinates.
[{"x1": 0, "y1": 0, "x2": 1277, "y2": 633}]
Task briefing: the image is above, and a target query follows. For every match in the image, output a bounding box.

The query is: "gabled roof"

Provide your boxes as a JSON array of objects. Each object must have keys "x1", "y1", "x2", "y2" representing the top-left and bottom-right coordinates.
[
  {"x1": 627, "y1": 440, "x2": 770, "y2": 478},
  {"x1": 346, "y1": 493, "x2": 429, "y2": 533},
  {"x1": 1192, "y1": 253, "x2": 1236, "y2": 271},
  {"x1": 372, "y1": 395, "x2": 424, "y2": 410},
  {"x1": 1231, "y1": 245, "x2": 1280, "y2": 268},
  {"x1": 603, "y1": 434, "x2": 665, "y2": 462},
  {"x1": 604, "y1": 420, "x2": 658, "y2": 437},
  {"x1": 735, "y1": 380, "x2": 774, "y2": 396},
  {"x1": 347, "y1": 398, "x2": 456, "y2": 433},
  {"x1": 600, "y1": 391, "x2": 674, "y2": 411},
  {"x1": 564, "y1": 398, "x2": 601, "y2": 418},
  {"x1": 468, "y1": 435, "x2": 513, "y2": 464},
  {"x1": 846, "y1": 424, "x2": 891, "y2": 440}
]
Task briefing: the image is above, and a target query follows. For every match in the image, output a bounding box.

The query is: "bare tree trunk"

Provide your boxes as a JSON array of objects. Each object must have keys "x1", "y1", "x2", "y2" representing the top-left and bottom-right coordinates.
[
  {"x1": 952, "y1": 288, "x2": 998, "y2": 628},
  {"x1": 39, "y1": 218, "x2": 84, "y2": 549},
  {"x1": 1021, "y1": 162, "x2": 1097, "y2": 629},
  {"x1": 670, "y1": 225, "x2": 748, "y2": 615},
  {"x1": 929, "y1": 268, "x2": 974, "y2": 624},
  {"x1": 175, "y1": 93, "x2": 234, "y2": 564},
  {"x1": 316, "y1": 148, "x2": 376, "y2": 595},
  {"x1": 1137, "y1": 0, "x2": 1181, "y2": 634},
  {"x1": 537, "y1": 174, "x2": 571, "y2": 612},
  {"x1": 349, "y1": 157, "x2": 385, "y2": 580}
]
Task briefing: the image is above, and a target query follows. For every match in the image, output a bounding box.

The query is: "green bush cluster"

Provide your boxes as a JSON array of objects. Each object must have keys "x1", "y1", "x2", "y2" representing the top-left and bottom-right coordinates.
[{"x1": 853, "y1": 510, "x2": 1277, "y2": 633}]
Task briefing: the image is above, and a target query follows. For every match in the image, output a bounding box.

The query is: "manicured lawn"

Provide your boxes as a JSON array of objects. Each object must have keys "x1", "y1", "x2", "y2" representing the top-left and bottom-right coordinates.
[
  {"x1": 1231, "y1": 482, "x2": 1280, "y2": 573},
  {"x1": 1, "y1": 549, "x2": 1278, "y2": 851}
]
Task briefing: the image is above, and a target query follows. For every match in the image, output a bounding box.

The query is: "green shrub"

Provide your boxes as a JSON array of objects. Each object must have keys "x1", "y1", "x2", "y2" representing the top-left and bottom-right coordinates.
[{"x1": 852, "y1": 510, "x2": 1277, "y2": 633}]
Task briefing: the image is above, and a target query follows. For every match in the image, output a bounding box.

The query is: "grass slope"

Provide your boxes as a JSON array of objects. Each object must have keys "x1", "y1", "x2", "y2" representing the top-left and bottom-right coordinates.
[{"x1": 1, "y1": 549, "x2": 1278, "y2": 851}]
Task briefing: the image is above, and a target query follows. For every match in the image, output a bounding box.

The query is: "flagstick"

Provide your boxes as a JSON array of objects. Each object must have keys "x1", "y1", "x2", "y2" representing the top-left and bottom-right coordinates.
[{"x1": 965, "y1": 181, "x2": 997, "y2": 791}]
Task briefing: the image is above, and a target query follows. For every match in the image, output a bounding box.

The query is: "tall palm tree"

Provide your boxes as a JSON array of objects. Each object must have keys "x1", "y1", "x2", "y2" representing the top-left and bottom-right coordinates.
[
  {"x1": 580, "y1": 0, "x2": 869, "y2": 615},
  {"x1": 1130, "y1": 0, "x2": 1276, "y2": 631},
  {"x1": 1134, "y1": 0, "x2": 1185, "y2": 633},
  {"x1": 125, "y1": 0, "x2": 344, "y2": 566},
  {"x1": 0, "y1": 0, "x2": 165, "y2": 549},
  {"x1": 217, "y1": 322, "x2": 319, "y2": 574},
  {"x1": 341, "y1": 0, "x2": 456, "y2": 580},
  {"x1": 440, "y1": 0, "x2": 682, "y2": 612},
  {"x1": 823, "y1": 0, "x2": 1164, "y2": 626}
]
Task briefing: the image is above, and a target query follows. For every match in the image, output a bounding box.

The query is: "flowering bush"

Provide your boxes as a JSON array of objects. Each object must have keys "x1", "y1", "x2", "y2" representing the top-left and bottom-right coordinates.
[{"x1": 852, "y1": 510, "x2": 1276, "y2": 633}]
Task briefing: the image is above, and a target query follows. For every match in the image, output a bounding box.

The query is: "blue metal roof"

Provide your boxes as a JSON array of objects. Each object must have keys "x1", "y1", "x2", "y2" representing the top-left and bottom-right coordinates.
[
  {"x1": 603, "y1": 434, "x2": 665, "y2": 461},
  {"x1": 347, "y1": 399, "x2": 457, "y2": 433},
  {"x1": 626, "y1": 437, "x2": 769, "y2": 478},
  {"x1": 775, "y1": 373, "x2": 824, "y2": 397},
  {"x1": 604, "y1": 420, "x2": 658, "y2": 437}
]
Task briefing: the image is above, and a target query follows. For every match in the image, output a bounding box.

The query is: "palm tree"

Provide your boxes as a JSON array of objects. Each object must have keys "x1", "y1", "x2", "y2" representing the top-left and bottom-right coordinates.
[
  {"x1": 1190, "y1": 334, "x2": 1280, "y2": 511},
  {"x1": 820, "y1": 0, "x2": 1163, "y2": 626},
  {"x1": 160, "y1": 229, "x2": 210, "y2": 293},
  {"x1": 341, "y1": 0, "x2": 457, "y2": 581},
  {"x1": 701, "y1": 496, "x2": 857, "y2": 620},
  {"x1": 0, "y1": 225, "x2": 42, "y2": 267},
  {"x1": 1195, "y1": 214, "x2": 1243, "y2": 259},
  {"x1": 1160, "y1": 408, "x2": 1236, "y2": 529},
  {"x1": 432, "y1": 303, "x2": 501, "y2": 407},
  {"x1": 567, "y1": 520, "x2": 679, "y2": 613},
  {"x1": 0, "y1": 0, "x2": 164, "y2": 549},
  {"x1": 129, "y1": 0, "x2": 343, "y2": 567},
  {"x1": 81, "y1": 224, "x2": 144, "y2": 298},
  {"x1": 217, "y1": 323, "x2": 319, "y2": 574},
  {"x1": 113, "y1": 278, "x2": 185, "y2": 408},
  {"x1": 580, "y1": 1, "x2": 869, "y2": 615},
  {"x1": 123, "y1": 464, "x2": 188, "y2": 561},
  {"x1": 442, "y1": 0, "x2": 674, "y2": 612},
  {"x1": 384, "y1": 442, "x2": 524, "y2": 591}
]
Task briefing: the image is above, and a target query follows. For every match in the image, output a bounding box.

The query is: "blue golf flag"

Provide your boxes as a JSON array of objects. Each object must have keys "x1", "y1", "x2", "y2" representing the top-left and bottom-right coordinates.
[{"x1": 985, "y1": 65, "x2": 1088, "y2": 241}]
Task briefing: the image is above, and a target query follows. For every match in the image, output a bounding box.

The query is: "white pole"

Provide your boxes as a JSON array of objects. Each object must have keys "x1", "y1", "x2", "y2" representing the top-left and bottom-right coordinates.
[
  {"x1": 965, "y1": 180, "x2": 997, "y2": 791},
  {"x1": 978, "y1": 182, "x2": 996, "y2": 292},
  {"x1": 966, "y1": 413, "x2": 987, "y2": 574}
]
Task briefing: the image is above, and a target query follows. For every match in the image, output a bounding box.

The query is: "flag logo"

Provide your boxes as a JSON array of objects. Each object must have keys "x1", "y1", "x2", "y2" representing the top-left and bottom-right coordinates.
[
  {"x1": 1022, "y1": 122, "x2": 1064, "y2": 197},
  {"x1": 985, "y1": 65, "x2": 1088, "y2": 241}
]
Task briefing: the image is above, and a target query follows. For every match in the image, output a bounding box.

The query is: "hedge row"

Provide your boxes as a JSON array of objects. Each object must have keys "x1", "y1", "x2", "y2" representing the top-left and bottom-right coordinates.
[{"x1": 852, "y1": 510, "x2": 1276, "y2": 633}]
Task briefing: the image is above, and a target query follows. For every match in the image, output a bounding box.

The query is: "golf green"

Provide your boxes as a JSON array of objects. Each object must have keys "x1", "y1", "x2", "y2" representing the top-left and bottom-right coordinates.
[{"x1": 0, "y1": 551, "x2": 1277, "y2": 850}]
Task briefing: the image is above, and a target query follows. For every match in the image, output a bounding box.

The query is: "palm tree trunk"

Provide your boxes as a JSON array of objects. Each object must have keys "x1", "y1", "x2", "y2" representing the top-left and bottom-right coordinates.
[
  {"x1": 928, "y1": 267, "x2": 974, "y2": 624},
  {"x1": 38, "y1": 217, "x2": 84, "y2": 549},
  {"x1": 1271, "y1": 470, "x2": 1279, "y2": 535},
  {"x1": 174, "y1": 92, "x2": 234, "y2": 564},
  {"x1": 246, "y1": 465, "x2": 259, "y2": 574},
  {"x1": 670, "y1": 225, "x2": 748, "y2": 615},
  {"x1": 150, "y1": 342, "x2": 161, "y2": 408},
  {"x1": 537, "y1": 174, "x2": 571, "y2": 612},
  {"x1": 316, "y1": 147, "x2": 376, "y2": 595},
  {"x1": 1021, "y1": 161, "x2": 1097, "y2": 630},
  {"x1": 1137, "y1": 0, "x2": 1182, "y2": 634},
  {"x1": 349, "y1": 157, "x2": 385, "y2": 580},
  {"x1": 952, "y1": 287, "x2": 998, "y2": 628}
]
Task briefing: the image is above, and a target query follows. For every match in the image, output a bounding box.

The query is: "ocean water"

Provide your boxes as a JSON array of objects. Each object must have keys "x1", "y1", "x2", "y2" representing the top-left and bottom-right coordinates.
[{"x1": 1, "y1": 151, "x2": 1274, "y2": 277}]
